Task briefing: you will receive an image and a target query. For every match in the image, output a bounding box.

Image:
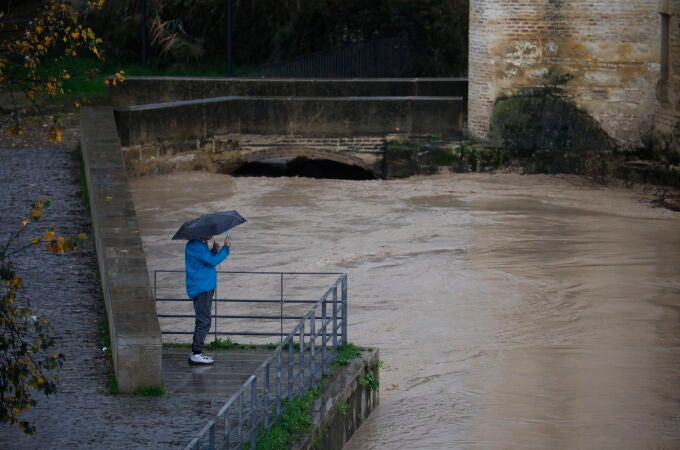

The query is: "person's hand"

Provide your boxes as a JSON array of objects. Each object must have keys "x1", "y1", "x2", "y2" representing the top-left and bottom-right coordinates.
[{"x1": 224, "y1": 236, "x2": 232, "y2": 248}]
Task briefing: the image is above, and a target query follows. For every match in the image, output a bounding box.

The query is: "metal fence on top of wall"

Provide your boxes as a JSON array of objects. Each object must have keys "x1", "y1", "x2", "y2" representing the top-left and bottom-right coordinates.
[
  {"x1": 249, "y1": 34, "x2": 412, "y2": 79},
  {"x1": 153, "y1": 270, "x2": 348, "y2": 449}
]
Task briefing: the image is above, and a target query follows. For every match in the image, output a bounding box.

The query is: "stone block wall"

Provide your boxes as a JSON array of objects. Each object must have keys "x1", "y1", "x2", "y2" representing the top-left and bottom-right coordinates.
[
  {"x1": 468, "y1": 0, "x2": 661, "y2": 148},
  {"x1": 115, "y1": 96, "x2": 464, "y2": 147},
  {"x1": 121, "y1": 133, "x2": 388, "y2": 176}
]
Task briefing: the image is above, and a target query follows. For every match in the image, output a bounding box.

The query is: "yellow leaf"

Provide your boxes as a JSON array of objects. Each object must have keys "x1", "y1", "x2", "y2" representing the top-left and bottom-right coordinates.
[
  {"x1": 31, "y1": 237, "x2": 41, "y2": 244},
  {"x1": 31, "y1": 209, "x2": 43, "y2": 218}
]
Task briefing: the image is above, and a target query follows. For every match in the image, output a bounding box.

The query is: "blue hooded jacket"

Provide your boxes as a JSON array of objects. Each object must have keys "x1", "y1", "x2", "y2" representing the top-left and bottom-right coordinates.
[{"x1": 185, "y1": 239, "x2": 230, "y2": 299}]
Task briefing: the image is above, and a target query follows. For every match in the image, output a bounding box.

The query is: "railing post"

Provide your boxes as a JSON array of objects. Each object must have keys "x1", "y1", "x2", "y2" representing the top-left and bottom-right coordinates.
[
  {"x1": 299, "y1": 324, "x2": 305, "y2": 394},
  {"x1": 288, "y1": 339, "x2": 293, "y2": 400},
  {"x1": 264, "y1": 361, "x2": 270, "y2": 429},
  {"x1": 238, "y1": 394, "x2": 244, "y2": 447},
  {"x1": 332, "y1": 286, "x2": 338, "y2": 360},
  {"x1": 209, "y1": 422, "x2": 215, "y2": 450},
  {"x1": 310, "y1": 311, "x2": 316, "y2": 387},
  {"x1": 321, "y1": 295, "x2": 328, "y2": 375},
  {"x1": 276, "y1": 349, "x2": 282, "y2": 415},
  {"x1": 223, "y1": 414, "x2": 230, "y2": 450},
  {"x1": 341, "y1": 274, "x2": 348, "y2": 347},
  {"x1": 280, "y1": 273, "x2": 284, "y2": 343},
  {"x1": 250, "y1": 377, "x2": 257, "y2": 448}
]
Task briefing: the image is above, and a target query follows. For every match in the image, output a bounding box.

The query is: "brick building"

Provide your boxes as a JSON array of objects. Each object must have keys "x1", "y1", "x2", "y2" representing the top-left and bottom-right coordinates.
[{"x1": 468, "y1": 0, "x2": 680, "y2": 149}]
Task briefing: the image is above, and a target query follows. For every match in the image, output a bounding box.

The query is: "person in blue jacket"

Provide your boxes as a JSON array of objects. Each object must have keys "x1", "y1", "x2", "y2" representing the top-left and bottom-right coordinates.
[{"x1": 185, "y1": 235, "x2": 231, "y2": 365}]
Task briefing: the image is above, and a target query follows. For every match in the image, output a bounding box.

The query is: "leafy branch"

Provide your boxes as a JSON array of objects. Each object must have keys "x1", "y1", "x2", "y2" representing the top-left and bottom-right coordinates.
[{"x1": 0, "y1": 197, "x2": 87, "y2": 434}]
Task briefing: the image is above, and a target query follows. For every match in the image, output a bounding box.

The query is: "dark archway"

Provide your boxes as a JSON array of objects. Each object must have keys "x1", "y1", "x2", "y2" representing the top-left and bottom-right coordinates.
[{"x1": 232, "y1": 156, "x2": 377, "y2": 180}]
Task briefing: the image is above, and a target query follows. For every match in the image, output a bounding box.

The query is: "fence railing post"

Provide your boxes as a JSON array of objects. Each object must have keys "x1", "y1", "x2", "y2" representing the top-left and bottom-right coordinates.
[
  {"x1": 276, "y1": 349, "x2": 282, "y2": 415},
  {"x1": 288, "y1": 339, "x2": 293, "y2": 400},
  {"x1": 264, "y1": 361, "x2": 270, "y2": 429},
  {"x1": 250, "y1": 377, "x2": 257, "y2": 448},
  {"x1": 224, "y1": 414, "x2": 230, "y2": 450},
  {"x1": 310, "y1": 311, "x2": 316, "y2": 387},
  {"x1": 238, "y1": 394, "x2": 244, "y2": 447},
  {"x1": 332, "y1": 286, "x2": 338, "y2": 359},
  {"x1": 299, "y1": 323, "x2": 305, "y2": 394},
  {"x1": 341, "y1": 274, "x2": 348, "y2": 347},
  {"x1": 321, "y1": 294, "x2": 328, "y2": 375}
]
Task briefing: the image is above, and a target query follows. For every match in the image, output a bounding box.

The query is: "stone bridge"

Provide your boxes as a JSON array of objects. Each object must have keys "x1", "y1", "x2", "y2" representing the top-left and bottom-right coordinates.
[{"x1": 111, "y1": 77, "x2": 467, "y2": 177}]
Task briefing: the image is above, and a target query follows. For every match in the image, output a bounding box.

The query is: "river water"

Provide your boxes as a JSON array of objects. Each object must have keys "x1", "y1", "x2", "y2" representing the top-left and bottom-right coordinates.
[{"x1": 130, "y1": 172, "x2": 680, "y2": 449}]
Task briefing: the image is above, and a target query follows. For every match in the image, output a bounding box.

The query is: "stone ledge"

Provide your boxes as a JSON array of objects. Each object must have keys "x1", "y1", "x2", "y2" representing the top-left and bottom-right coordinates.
[
  {"x1": 115, "y1": 96, "x2": 464, "y2": 146},
  {"x1": 80, "y1": 106, "x2": 162, "y2": 393}
]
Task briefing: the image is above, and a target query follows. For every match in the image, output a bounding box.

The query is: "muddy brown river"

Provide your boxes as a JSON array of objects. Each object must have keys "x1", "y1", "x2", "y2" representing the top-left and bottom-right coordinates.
[{"x1": 130, "y1": 172, "x2": 680, "y2": 449}]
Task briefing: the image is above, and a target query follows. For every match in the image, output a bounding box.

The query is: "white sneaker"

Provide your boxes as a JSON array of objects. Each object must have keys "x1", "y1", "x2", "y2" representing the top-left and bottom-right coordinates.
[{"x1": 189, "y1": 353, "x2": 214, "y2": 365}]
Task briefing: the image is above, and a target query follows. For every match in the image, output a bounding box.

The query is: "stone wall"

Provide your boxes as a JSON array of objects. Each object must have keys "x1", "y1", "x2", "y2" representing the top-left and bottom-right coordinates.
[
  {"x1": 115, "y1": 96, "x2": 464, "y2": 147},
  {"x1": 468, "y1": 0, "x2": 662, "y2": 148},
  {"x1": 121, "y1": 133, "x2": 387, "y2": 176}
]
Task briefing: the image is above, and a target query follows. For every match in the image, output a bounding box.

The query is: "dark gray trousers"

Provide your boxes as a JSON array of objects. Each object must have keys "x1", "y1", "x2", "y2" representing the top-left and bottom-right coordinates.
[{"x1": 191, "y1": 289, "x2": 214, "y2": 354}]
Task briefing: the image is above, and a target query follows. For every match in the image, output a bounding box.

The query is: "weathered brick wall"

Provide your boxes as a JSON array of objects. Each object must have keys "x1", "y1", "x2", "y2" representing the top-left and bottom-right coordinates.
[
  {"x1": 656, "y1": 0, "x2": 680, "y2": 138},
  {"x1": 468, "y1": 0, "x2": 661, "y2": 147}
]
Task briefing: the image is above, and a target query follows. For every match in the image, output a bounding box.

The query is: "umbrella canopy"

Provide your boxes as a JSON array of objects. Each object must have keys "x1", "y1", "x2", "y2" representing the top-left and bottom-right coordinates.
[{"x1": 171, "y1": 210, "x2": 246, "y2": 240}]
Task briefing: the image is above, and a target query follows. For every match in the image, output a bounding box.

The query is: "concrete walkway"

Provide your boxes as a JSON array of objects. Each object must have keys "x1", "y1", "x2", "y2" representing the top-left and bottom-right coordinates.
[{"x1": 0, "y1": 147, "x2": 236, "y2": 449}]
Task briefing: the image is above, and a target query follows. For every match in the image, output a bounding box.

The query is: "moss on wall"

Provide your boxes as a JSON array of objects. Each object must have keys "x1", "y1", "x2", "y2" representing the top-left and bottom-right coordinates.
[{"x1": 490, "y1": 92, "x2": 615, "y2": 154}]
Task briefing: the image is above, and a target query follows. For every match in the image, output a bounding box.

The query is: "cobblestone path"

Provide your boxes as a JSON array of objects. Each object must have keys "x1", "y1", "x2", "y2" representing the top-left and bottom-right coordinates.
[{"x1": 0, "y1": 147, "x2": 227, "y2": 449}]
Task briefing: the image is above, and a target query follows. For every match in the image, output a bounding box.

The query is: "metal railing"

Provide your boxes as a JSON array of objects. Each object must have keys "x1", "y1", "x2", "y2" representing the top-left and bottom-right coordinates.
[
  {"x1": 153, "y1": 270, "x2": 348, "y2": 449},
  {"x1": 248, "y1": 34, "x2": 412, "y2": 79}
]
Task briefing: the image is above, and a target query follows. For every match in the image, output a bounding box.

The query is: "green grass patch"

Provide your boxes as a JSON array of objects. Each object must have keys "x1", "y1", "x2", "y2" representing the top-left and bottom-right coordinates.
[
  {"x1": 334, "y1": 343, "x2": 361, "y2": 366},
  {"x1": 249, "y1": 387, "x2": 321, "y2": 450},
  {"x1": 106, "y1": 371, "x2": 119, "y2": 395},
  {"x1": 133, "y1": 385, "x2": 166, "y2": 397},
  {"x1": 164, "y1": 338, "x2": 279, "y2": 351}
]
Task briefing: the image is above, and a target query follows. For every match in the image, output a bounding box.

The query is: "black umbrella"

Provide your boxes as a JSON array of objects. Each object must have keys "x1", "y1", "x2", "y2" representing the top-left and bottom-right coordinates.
[{"x1": 171, "y1": 210, "x2": 246, "y2": 240}]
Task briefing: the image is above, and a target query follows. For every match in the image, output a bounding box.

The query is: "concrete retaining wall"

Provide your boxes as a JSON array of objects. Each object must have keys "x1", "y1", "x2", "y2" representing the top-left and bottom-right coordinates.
[
  {"x1": 80, "y1": 107, "x2": 162, "y2": 393},
  {"x1": 115, "y1": 96, "x2": 464, "y2": 147},
  {"x1": 295, "y1": 349, "x2": 380, "y2": 450},
  {"x1": 110, "y1": 77, "x2": 468, "y2": 107}
]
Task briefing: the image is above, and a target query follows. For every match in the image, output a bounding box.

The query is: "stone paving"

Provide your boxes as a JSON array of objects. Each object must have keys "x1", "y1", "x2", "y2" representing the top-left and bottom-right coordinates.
[{"x1": 0, "y1": 147, "x2": 229, "y2": 449}]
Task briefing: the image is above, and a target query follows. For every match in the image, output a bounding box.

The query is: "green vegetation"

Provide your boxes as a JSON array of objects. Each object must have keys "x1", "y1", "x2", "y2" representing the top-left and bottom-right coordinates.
[
  {"x1": 133, "y1": 385, "x2": 165, "y2": 397},
  {"x1": 359, "y1": 360, "x2": 383, "y2": 392},
  {"x1": 334, "y1": 400, "x2": 350, "y2": 416},
  {"x1": 91, "y1": 0, "x2": 469, "y2": 77},
  {"x1": 250, "y1": 343, "x2": 365, "y2": 448},
  {"x1": 334, "y1": 342, "x2": 361, "y2": 366},
  {"x1": 248, "y1": 387, "x2": 321, "y2": 450},
  {"x1": 164, "y1": 338, "x2": 278, "y2": 351}
]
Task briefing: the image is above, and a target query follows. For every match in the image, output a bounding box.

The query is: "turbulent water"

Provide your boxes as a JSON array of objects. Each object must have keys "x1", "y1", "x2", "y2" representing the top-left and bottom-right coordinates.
[{"x1": 130, "y1": 172, "x2": 680, "y2": 449}]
